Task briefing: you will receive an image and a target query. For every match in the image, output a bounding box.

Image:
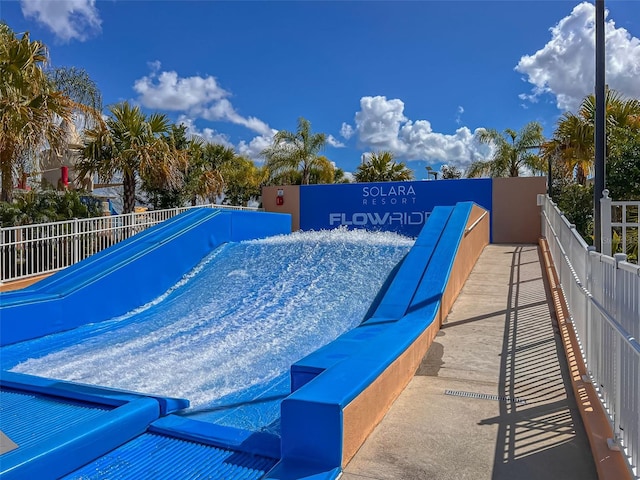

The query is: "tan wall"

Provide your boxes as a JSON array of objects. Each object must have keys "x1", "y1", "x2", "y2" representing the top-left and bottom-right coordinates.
[
  {"x1": 342, "y1": 316, "x2": 440, "y2": 465},
  {"x1": 341, "y1": 205, "x2": 490, "y2": 467},
  {"x1": 0, "y1": 273, "x2": 53, "y2": 292},
  {"x1": 440, "y1": 204, "x2": 490, "y2": 325},
  {"x1": 261, "y1": 185, "x2": 301, "y2": 231},
  {"x1": 492, "y1": 177, "x2": 546, "y2": 244}
]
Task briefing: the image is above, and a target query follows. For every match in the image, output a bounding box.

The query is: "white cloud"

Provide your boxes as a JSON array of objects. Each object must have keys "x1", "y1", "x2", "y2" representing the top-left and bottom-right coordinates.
[
  {"x1": 21, "y1": 0, "x2": 101, "y2": 42},
  {"x1": 355, "y1": 96, "x2": 408, "y2": 151},
  {"x1": 455, "y1": 105, "x2": 464, "y2": 125},
  {"x1": 134, "y1": 70, "x2": 229, "y2": 111},
  {"x1": 133, "y1": 67, "x2": 272, "y2": 136},
  {"x1": 340, "y1": 122, "x2": 354, "y2": 140},
  {"x1": 237, "y1": 134, "x2": 275, "y2": 162},
  {"x1": 516, "y1": 2, "x2": 640, "y2": 112},
  {"x1": 147, "y1": 60, "x2": 162, "y2": 74},
  {"x1": 326, "y1": 135, "x2": 345, "y2": 148},
  {"x1": 342, "y1": 171, "x2": 355, "y2": 182},
  {"x1": 200, "y1": 99, "x2": 273, "y2": 136},
  {"x1": 351, "y1": 96, "x2": 489, "y2": 169},
  {"x1": 177, "y1": 114, "x2": 274, "y2": 163}
]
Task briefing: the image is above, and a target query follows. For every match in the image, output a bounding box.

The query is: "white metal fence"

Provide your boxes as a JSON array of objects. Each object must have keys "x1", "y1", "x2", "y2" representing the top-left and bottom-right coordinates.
[
  {"x1": 601, "y1": 190, "x2": 639, "y2": 263},
  {"x1": 541, "y1": 194, "x2": 639, "y2": 478},
  {"x1": 0, "y1": 204, "x2": 260, "y2": 284}
]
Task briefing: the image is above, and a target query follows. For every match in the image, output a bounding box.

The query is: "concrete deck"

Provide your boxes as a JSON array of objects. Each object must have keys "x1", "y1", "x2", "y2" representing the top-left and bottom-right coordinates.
[{"x1": 342, "y1": 244, "x2": 597, "y2": 480}]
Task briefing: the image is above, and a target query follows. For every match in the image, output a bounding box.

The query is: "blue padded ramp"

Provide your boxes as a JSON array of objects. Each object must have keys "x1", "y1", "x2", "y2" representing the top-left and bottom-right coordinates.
[
  {"x1": 0, "y1": 372, "x2": 189, "y2": 480},
  {"x1": 62, "y1": 432, "x2": 278, "y2": 480}
]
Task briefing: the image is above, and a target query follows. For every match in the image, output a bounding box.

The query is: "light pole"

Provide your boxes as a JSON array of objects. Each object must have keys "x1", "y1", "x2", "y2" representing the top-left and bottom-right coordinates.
[{"x1": 594, "y1": 0, "x2": 606, "y2": 252}]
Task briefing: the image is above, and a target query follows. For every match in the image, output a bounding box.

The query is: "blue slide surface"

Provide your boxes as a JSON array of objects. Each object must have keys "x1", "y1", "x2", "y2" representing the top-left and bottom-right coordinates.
[{"x1": 0, "y1": 208, "x2": 290, "y2": 346}]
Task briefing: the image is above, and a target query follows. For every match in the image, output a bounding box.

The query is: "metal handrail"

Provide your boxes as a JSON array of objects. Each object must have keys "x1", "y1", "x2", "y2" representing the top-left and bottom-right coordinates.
[{"x1": 464, "y1": 211, "x2": 488, "y2": 235}]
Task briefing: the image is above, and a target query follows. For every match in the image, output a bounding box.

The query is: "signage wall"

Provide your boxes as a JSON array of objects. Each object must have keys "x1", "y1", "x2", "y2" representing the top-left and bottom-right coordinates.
[{"x1": 300, "y1": 179, "x2": 492, "y2": 237}]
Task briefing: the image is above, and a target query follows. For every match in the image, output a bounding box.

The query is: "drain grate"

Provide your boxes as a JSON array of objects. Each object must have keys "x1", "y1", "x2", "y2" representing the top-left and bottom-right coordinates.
[{"x1": 444, "y1": 389, "x2": 527, "y2": 405}]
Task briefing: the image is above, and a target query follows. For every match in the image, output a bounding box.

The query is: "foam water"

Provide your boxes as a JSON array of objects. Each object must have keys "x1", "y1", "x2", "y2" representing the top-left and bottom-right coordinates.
[{"x1": 5, "y1": 228, "x2": 413, "y2": 432}]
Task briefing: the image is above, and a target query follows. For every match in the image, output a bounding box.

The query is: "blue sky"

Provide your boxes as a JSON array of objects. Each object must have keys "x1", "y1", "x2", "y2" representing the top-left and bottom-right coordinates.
[{"x1": 2, "y1": 1, "x2": 640, "y2": 180}]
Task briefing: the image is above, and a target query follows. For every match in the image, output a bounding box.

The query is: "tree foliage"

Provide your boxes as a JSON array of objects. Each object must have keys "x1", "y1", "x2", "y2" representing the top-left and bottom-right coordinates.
[
  {"x1": 354, "y1": 151, "x2": 414, "y2": 183},
  {"x1": 47, "y1": 66, "x2": 102, "y2": 117},
  {"x1": 0, "y1": 189, "x2": 102, "y2": 226},
  {"x1": 440, "y1": 165, "x2": 463, "y2": 179},
  {"x1": 546, "y1": 89, "x2": 640, "y2": 255},
  {"x1": 606, "y1": 128, "x2": 640, "y2": 201},
  {"x1": 220, "y1": 156, "x2": 268, "y2": 206},
  {"x1": 0, "y1": 24, "x2": 104, "y2": 202},
  {"x1": 77, "y1": 101, "x2": 187, "y2": 213},
  {"x1": 333, "y1": 167, "x2": 351, "y2": 183},
  {"x1": 1, "y1": 23, "x2": 71, "y2": 202},
  {"x1": 262, "y1": 117, "x2": 327, "y2": 185},
  {"x1": 542, "y1": 89, "x2": 640, "y2": 185},
  {"x1": 556, "y1": 183, "x2": 594, "y2": 244},
  {"x1": 467, "y1": 122, "x2": 544, "y2": 178}
]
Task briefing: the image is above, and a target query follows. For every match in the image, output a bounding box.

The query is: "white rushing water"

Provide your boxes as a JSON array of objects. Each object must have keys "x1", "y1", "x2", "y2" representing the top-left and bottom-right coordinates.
[{"x1": 9, "y1": 228, "x2": 413, "y2": 410}]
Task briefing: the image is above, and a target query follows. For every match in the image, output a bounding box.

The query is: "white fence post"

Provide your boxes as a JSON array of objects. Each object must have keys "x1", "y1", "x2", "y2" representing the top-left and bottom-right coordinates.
[
  {"x1": 585, "y1": 246, "x2": 597, "y2": 372},
  {"x1": 72, "y1": 218, "x2": 79, "y2": 265},
  {"x1": 612, "y1": 253, "x2": 627, "y2": 320},
  {"x1": 613, "y1": 253, "x2": 627, "y2": 448},
  {"x1": 601, "y1": 189, "x2": 612, "y2": 256}
]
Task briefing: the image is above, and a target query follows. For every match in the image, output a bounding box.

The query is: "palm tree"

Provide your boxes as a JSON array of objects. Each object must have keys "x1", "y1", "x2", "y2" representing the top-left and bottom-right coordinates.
[
  {"x1": 48, "y1": 66, "x2": 102, "y2": 115},
  {"x1": 261, "y1": 117, "x2": 327, "y2": 185},
  {"x1": 440, "y1": 165, "x2": 463, "y2": 179},
  {"x1": 186, "y1": 141, "x2": 233, "y2": 205},
  {"x1": 542, "y1": 89, "x2": 640, "y2": 185},
  {"x1": 0, "y1": 23, "x2": 73, "y2": 202},
  {"x1": 354, "y1": 151, "x2": 414, "y2": 182},
  {"x1": 77, "y1": 102, "x2": 187, "y2": 213},
  {"x1": 140, "y1": 125, "x2": 223, "y2": 209},
  {"x1": 467, "y1": 122, "x2": 544, "y2": 178},
  {"x1": 333, "y1": 167, "x2": 351, "y2": 184}
]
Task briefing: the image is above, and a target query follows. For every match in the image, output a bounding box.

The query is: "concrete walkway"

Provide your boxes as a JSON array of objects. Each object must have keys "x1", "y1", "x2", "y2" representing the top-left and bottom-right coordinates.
[{"x1": 342, "y1": 244, "x2": 597, "y2": 480}]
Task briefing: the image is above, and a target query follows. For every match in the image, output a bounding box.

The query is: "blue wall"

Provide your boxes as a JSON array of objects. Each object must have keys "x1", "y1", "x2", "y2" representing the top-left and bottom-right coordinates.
[{"x1": 300, "y1": 179, "x2": 492, "y2": 237}]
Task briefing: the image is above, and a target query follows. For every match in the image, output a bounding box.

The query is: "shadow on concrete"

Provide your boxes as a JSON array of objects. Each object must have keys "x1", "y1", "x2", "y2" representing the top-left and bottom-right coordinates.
[{"x1": 483, "y1": 246, "x2": 597, "y2": 480}]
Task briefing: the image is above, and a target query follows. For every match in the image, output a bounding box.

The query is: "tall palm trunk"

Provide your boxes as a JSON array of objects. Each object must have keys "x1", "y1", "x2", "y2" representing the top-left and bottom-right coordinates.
[
  {"x1": 301, "y1": 164, "x2": 311, "y2": 185},
  {"x1": 1, "y1": 147, "x2": 15, "y2": 203},
  {"x1": 576, "y1": 165, "x2": 587, "y2": 186},
  {"x1": 122, "y1": 171, "x2": 136, "y2": 214}
]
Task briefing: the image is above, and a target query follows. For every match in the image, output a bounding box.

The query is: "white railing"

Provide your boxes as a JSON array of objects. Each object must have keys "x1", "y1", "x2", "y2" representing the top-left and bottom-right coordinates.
[
  {"x1": 541, "y1": 194, "x2": 639, "y2": 478},
  {"x1": 0, "y1": 204, "x2": 260, "y2": 284},
  {"x1": 601, "y1": 190, "x2": 639, "y2": 263}
]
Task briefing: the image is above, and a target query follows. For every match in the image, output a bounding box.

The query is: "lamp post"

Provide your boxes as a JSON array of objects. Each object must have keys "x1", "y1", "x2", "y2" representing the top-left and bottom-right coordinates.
[
  {"x1": 426, "y1": 166, "x2": 439, "y2": 180},
  {"x1": 594, "y1": 0, "x2": 606, "y2": 252}
]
